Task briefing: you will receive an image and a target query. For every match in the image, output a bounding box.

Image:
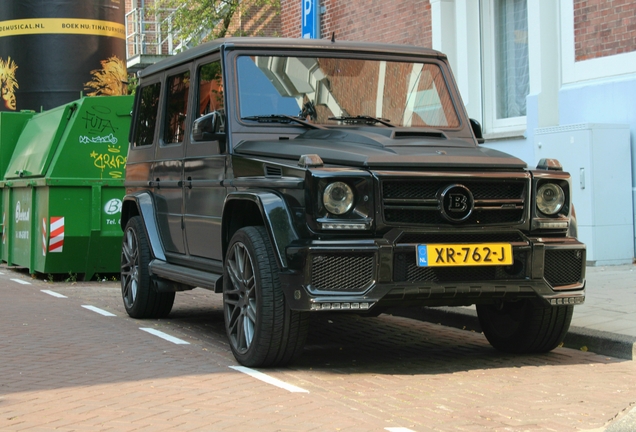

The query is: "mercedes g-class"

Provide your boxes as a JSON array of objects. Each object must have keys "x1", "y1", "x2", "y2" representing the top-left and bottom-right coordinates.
[{"x1": 121, "y1": 37, "x2": 586, "y2": 367}]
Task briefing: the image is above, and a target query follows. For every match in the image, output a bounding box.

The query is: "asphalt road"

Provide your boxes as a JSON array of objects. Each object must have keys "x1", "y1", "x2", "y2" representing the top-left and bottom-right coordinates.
[{"x1": 1, "y1": 266, "x2": 635, "y2": 431}]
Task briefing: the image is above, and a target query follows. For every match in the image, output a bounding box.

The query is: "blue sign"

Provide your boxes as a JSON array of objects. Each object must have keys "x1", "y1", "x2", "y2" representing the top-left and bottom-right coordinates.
[
  {"x1": 417, "y1": 245, "x2": 429, "y2": 267},
  {"x1": 302, "y1": 0, "x2": 319, "y2": 39}
]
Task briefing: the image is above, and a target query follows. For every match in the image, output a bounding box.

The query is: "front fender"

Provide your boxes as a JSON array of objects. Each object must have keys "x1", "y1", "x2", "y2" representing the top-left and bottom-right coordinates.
[
  {"x1": 121, "y1": 192, "x2": 166, "y2": 262},
  {"x1": 223, "y1": 191, "x2": 299, "y2": 268}
]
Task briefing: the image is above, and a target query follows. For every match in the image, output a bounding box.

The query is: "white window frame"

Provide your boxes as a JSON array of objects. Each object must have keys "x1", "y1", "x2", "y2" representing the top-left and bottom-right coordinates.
[{"x1": 480, "y1": 0, "x2": 529, "y2": 136}]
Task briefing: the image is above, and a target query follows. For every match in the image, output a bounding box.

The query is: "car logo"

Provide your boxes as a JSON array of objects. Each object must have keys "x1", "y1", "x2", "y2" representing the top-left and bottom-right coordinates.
[{"x1": 439, "y1": 184, "x2": 473, "y2": 222}]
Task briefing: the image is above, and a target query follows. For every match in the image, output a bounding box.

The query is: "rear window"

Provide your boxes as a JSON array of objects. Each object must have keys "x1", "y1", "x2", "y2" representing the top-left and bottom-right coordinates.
[{"x1": 132, "y1": 82, "x2": 161, "y2": 147}]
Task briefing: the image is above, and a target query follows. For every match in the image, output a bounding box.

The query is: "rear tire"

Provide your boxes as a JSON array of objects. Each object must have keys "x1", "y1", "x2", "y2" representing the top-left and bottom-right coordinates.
[
  {"x1": 120, "y1": 216, "x2": 175, "y2": 318},
  {"x1": 477, "y1": 300, "x2": 573, "y2": 353},
  {"x1": 224, "y1": 226, "x2": 308, "y2": 367}
]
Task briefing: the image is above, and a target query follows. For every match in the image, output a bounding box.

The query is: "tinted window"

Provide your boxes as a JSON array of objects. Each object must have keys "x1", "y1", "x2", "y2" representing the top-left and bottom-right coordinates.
[
  {"x1": 164, "y1": 70, "x2": 190, "y2": 144},
  {"x1": 133, "y1": 82, "x2": 161, "y2": 147},
  {"x1": 197, "y1": 61, "x2": 223, "y2": 117}
]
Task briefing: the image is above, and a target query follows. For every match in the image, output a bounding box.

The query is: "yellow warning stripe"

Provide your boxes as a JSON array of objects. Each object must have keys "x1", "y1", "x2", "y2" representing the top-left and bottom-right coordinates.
[{"x1": 0, "y1": 18, "x2": 125, "y2": 39}]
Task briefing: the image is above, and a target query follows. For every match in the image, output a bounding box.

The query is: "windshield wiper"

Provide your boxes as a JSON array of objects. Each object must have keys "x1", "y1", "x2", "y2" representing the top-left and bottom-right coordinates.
[
  {"x1": 328, "y1": 115, "x2": 395, "y2": 127},
  {"x1": 241, "y1": 114, "x2": 325, "y2": 130}
]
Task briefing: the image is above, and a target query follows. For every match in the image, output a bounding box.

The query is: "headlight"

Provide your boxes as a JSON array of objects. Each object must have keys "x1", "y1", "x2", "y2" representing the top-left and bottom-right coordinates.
[
  {"x1": 323, "y1": 181, "x2": 354, "y2": 215},
  {"x1": 536, "y1": 183, "x2": 565, "y2": 215}
]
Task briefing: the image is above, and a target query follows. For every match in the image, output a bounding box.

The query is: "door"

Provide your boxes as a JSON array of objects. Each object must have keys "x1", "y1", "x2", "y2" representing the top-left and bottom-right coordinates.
[
  {"x1": 183, "y1": 58, "x2": 226, "y2": 260},
  {"x1": 152, "y1": 67, "x2": 191, "y2": 255}
]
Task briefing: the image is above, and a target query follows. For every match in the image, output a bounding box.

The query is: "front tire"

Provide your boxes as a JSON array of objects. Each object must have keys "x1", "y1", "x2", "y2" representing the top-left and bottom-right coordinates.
[
  {"x1": 120, "y1": 216, "x2": 174, "y2": 318},
  {"x1": 477, "y1": 300, "x2": 573, "y2": 353},
  {"x1": 224, "y1": 226, "x2": 308, "y2": 367}
]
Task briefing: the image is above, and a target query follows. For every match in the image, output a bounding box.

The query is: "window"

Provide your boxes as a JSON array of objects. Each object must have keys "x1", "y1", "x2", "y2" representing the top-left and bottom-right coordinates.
[
  {"x1": 482, "y1": 0, "x2": 529, "y2": 134},
  {"x1": 132, "y1": 82, "x2": 161, "y2": 147},
  {"x1": 197, "y1": 61, "x2": 223, "y2": 118},
  {"x1": 236, "y1": 55, "x2": 459, "y2": 128},
  {"x1": 163, "y1": 70, "x2": 190, "y2": 144}
]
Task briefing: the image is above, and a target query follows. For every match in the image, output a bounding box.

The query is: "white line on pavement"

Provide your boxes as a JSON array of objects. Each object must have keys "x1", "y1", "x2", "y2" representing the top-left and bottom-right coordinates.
[
  {"x1": 229, "y1": 366, "x2": 309, "y2": 393},
  {"x1": 139, "y1": 328, "x2": 190, "y2": 345},
  {"x1": 385, "y1": 428, "x2": 416, "y2": 432},
  {"x1": 82, "y1": 305, "x2": 116, "y2": 317},
  {"x1": 40, "y1": 289, "x2": 67, "y2": 298},
  {"x1": 11, "y1": 278, "x2": 31, "y2": 285}
]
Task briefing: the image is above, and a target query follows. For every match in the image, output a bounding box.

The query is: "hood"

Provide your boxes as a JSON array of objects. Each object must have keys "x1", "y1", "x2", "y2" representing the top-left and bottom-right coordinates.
[{"x1": 234, "y1": 128, "x2": 527, "y2": 169}]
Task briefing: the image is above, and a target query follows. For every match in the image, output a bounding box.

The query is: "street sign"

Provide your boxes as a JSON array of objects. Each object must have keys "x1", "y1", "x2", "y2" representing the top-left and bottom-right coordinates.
[{"x1": 301, "y1": 0, "x2": 319, "y2": 39}]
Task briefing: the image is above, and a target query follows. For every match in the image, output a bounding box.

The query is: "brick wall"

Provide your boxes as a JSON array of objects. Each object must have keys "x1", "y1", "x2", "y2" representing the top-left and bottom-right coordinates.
[
  {"x1": 574, "y1": 0, "x2": 636, "y2": 61},
  {"x1": 280, "y1": 0, "x2": 432, "y2": 47},
  {"x1": 228, "y1": 2, "x2": 281, "y2": 37}
]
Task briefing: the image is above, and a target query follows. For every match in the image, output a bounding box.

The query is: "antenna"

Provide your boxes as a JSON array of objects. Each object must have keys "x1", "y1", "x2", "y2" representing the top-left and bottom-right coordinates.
[{"x1": 331, "y1": 32, "x2": 336, "y2": 43}]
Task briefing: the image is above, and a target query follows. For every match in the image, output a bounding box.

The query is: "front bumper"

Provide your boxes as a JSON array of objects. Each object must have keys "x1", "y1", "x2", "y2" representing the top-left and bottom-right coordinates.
[{"x1": 279, "y1": 230, "x2": 586, "y2": 312}]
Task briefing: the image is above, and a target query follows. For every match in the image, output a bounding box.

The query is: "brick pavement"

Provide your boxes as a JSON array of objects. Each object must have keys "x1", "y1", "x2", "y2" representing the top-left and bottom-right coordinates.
[{"x1": 1, "y1": 265, "x2": 636, "y2": 431}]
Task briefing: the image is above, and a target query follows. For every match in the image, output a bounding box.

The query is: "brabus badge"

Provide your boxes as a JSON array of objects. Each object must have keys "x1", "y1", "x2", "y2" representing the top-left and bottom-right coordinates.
[{"x1": 439, "y1": 184, "x2": 473, "y2": 223}]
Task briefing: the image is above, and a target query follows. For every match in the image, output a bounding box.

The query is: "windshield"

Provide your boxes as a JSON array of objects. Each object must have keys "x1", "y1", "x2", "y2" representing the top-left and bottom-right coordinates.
[{"x1": 236, "y1": 55, "x2": 460, "y2": 129}]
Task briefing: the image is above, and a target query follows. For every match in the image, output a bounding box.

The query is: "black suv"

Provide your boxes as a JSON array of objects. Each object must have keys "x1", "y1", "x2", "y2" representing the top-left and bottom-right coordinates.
[{"x1": 121, "y1": 37, "x2": 586, "y2": 367}]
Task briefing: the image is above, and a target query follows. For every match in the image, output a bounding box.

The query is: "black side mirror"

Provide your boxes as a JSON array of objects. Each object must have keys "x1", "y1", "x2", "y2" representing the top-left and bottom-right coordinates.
[
  {"x1": 470, "y1": 118, "x2": 485, "y2": 144},
  {"x1": 192, "y1": 111, "x2": 225, "y2": 142}
]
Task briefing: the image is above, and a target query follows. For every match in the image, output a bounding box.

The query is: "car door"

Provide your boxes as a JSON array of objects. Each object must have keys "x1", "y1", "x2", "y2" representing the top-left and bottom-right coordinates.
[
  {"x1": 151, "y1": 66, "x2": 191, "y2": 256},
  {"x1": 183, "y1": 57, "x2": 226, "y2": 261}
]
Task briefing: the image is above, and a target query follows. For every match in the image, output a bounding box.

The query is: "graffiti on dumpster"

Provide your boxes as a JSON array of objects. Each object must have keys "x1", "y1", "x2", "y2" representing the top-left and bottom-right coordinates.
[
  {"x1": 79, "y1": 134, "x2": 118, "y2": 145},
  {"x1": 89, "y1": 144, "x2": 127, "y2": 178},
  {"x1": 82, "y1": 109, "x2": 116, "y2": 135}
]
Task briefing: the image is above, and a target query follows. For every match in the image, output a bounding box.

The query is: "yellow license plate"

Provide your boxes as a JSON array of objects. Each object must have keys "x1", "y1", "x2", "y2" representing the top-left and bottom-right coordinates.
[{"x1": 416, "y1": 243, "x2": 513, "y2": 267}]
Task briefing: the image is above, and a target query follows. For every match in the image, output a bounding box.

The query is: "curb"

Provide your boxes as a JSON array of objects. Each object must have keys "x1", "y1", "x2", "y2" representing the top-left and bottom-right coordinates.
[{"x1": 387, "y1": 306, "x2": 636, "y2": 361}]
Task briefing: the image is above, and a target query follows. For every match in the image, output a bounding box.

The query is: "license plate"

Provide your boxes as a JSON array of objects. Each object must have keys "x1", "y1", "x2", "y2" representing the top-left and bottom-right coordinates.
[{"x1": 416, "y1": 243, "x2": 513, "y2": 267}]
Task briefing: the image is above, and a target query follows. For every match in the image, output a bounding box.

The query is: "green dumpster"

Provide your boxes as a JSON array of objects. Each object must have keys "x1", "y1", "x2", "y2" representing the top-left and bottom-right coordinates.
[
  {"x1": 0, "y1": 95, "x2": 133, "y2": 280},
  {"x1": 0, "y1": 111, "x2": 35, "y2": 261}
]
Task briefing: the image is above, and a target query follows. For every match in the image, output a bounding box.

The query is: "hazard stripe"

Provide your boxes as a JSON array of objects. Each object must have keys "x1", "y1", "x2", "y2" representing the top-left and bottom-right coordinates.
[{"x1": 49, "y1": 217, "x2": 64, "y2": 253}]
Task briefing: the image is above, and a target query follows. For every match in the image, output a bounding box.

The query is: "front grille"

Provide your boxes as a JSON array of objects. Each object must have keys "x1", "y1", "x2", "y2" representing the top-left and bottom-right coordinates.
[
  {"x1": 310, "y1": 254, "x2": 375, "y2": 293},
  {"x1": 544, "y1": 249, "x2": 584, "y2": 287},
  {"x1": 382, "y1": 179, "x2": 527, "y2": 227},
  {"x1": 393, "y1": 251, "x2": 527, "y2": 282}
]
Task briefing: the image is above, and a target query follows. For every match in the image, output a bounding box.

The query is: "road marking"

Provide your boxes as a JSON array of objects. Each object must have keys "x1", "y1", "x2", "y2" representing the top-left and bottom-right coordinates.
[
  {"x1": 40, "y1": 289, "x2": 67, "y2": 298},
  {"x1": 11, "y1": 278, "x2": 31, "y2": 285},
  {"x1": 386, "y1": 428, "x2": 416, "y2": 432},
  {"x1": 0, "y1": 271, "x2": 4, "y2": 275},
  {"x1": 139, "y1": 328, "x2": 190, "y2": 345},
  {"x1": 82, "y1": 305, "x2": 116, "y2": 317},
  {"x1": 229, "y1": 366, "x2": 309, "y2": 393}
]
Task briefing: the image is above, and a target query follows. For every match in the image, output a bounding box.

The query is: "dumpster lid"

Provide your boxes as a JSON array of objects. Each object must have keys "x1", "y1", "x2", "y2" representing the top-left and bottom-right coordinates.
[{"x1": 4, "y1": 103, "x2": 75, "y2": 179}]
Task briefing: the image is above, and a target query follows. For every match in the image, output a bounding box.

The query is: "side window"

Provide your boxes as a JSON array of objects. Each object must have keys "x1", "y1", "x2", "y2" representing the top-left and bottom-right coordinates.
[
  {"x1": 133, "y1": 82, "x2": 161, "y2": 147},
  {"x1": 197, "y1": 61, "x2": 223, "y2": 118},
  {"x1": 163, "y1": 70, "x2": 190, "y2": 144}
]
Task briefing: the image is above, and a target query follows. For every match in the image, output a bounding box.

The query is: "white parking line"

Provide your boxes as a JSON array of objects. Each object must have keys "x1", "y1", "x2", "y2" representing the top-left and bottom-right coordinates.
[
  {"x1": 139, "y1": 328, "x2": 190, "y2": 345},
  {"x1": 11, "y1": 278, "x2": 31, "y2": 285},
  {"x1": 40, "y1": 289, "x2": 67, "y2": 298},
  {"x1": 82, "y1": 305, "x2": 116, "y2": 317},
  {"x1": 385, "y1": 428, "x2": 416, "y2": 432},
  {"x1": 229, "y1": 366, "x2": 309, "y2": 393}
]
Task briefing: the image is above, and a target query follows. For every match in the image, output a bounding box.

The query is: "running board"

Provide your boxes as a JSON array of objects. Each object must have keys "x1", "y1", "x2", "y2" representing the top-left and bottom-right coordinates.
[{"x1": 149, "y1": 259, "x2": 223, "y2": 292}]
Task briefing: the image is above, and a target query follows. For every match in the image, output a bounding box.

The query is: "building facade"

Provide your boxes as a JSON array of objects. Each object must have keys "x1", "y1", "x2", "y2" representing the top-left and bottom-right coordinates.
[{"x1": 282, "y1": 0, "x2": 636, "y2": 265}]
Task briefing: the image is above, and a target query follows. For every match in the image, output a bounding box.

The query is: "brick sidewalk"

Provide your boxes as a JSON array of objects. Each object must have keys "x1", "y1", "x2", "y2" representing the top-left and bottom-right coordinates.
[{"x1": 2, "y1": 268, "x2": 636, "y2": 431}]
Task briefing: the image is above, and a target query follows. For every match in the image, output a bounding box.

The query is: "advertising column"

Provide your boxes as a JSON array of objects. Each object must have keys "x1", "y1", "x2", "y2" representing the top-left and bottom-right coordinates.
[{"x1": 0, "y1": 0, "x2": 127, "y2": 112}]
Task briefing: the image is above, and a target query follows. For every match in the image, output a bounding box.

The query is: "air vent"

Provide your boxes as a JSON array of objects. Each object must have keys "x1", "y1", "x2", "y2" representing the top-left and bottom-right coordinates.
[
  {"x1": 393, "y1": 131, "x2": 446, "y2": 139},
  {"x1": 264, "y1": 165, "x2": 283, "y2": 177}
]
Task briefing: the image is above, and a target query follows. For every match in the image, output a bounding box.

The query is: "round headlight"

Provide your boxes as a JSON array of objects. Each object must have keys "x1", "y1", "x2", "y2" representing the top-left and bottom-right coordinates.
[
  {"x1": 323, "y1": 182, "x2": 354, "y2": 215},
  {"x1": 537, "y1": 183, "x2": 565, "y2": 215}
]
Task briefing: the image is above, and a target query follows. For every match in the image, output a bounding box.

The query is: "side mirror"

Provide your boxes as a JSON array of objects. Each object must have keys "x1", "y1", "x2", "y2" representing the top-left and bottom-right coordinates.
[
  {"x1": 470, "y1": 118, "x2": 485, "y2": 144},
  {"x1": 192, "y1": 111, "x2": 225, "y2": 142}
]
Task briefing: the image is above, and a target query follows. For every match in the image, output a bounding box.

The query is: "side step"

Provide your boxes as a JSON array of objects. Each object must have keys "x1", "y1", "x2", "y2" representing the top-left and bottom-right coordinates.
[{"x1": 149, "y1": 259, "x2": 223, "y2": 292}]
